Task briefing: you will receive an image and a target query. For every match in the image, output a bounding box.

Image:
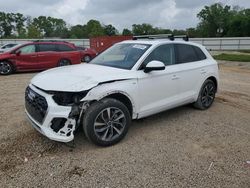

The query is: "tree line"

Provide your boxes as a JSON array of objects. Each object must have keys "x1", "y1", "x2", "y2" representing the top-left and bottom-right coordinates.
[{"x1": 0, "y1": 3, "x2": 249, "y2": 39}]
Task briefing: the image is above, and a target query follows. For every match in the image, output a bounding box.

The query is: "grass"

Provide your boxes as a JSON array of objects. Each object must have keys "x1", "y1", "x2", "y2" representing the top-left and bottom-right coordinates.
[
  {"x1": 237, "y1": 50, "x2": 250, "y2": 54},
  {"x1": 213, "y1": 53, "x2": 250, "y2": 62}
]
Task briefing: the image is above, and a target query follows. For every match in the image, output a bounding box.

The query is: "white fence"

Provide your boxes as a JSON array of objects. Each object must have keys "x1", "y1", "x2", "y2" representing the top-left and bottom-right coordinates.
[
  {"x1": 190, "y1": 37, "x2": 250, "y2": 50},
  {"x1": 1, "y1": 37, "x2": 250, "y2": 50}
]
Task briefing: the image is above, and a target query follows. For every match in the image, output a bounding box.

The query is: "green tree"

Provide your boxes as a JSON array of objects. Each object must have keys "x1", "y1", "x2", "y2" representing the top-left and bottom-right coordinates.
[
  {"x1": 0, "y1": 12, "x2": 14, "y2": 37},
  {"x1": 70, "y1": 24, "x2": 87, "y2": 38},
  {"x1": 104, "y1": 24, "x2": 118, "y2": 36},
  {"x1": 32, "y1": 16, "x2": 53, "y2": 37},
  {"x1": 122, "y1": 28, "x2": 132, "y2": 35},
  {"x1": 197, "y1": 3, "x2": 232, "y2": 37},
  {"x1": 172, "y1": 29, "x2": 186, "y2": 36},
  {"x1": 26, "y1": 16, "x2": 40, "y2": 38},
  {"x1": 32, "y1": 16, "x2": 68, "y2": 38},
  {"x1": 85, "y1": 19, "x2": 105, "y2": 37},
  {"x1": 12, "y1": 13, "x2": 27, "y2": 37},
  {"x1": 48, "y1": 17, "x2": 68, "y2": 38},
  {"x1": 186, "y1": 28, "x2": 199, "y2": 38},
  {"x1": 154, "y1": 28, "x2": 172, "y2": 35},
  {"x1": 132, "y1": 23, "x2": 156, "y2": 35},
  {"x1": 27, "y1": 24, "x2": 41, "y2": 38},
  {"x1": 227, "y1": 9, "x2": 250, "y2": 37}
]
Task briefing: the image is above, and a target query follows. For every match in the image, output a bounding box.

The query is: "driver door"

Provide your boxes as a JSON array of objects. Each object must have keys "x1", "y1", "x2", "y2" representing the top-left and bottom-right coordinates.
[
  {"x1": 137, "y1": 44, "x2": 182, "y2": 118},
  {"x1": 15, "y1": 44, "x2": 39, "y2": 70}
]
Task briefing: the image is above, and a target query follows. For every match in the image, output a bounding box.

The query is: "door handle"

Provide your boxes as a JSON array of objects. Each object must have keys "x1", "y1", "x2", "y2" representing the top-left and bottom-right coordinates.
[
  {"x1": 38, "y1": 54, "x2": 45, "y2": 57},
  {"x1": 172, "y1": 75, "x2": 180, "y2": 80},
  {"x1": 31, "y1": 55, "x2": 37, "y2": 58}
]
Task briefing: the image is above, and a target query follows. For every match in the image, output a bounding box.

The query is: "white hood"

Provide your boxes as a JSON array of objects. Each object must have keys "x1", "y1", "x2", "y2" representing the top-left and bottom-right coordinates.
[{"x1": 31, "y1": 64, "x2": 136, "y2": 92}]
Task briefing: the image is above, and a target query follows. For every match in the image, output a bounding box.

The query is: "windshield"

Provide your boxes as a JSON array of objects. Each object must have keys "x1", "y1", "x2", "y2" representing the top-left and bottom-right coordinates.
[
  {"x1": 8, "y1": 44, "x2": 23, "y2": 52},
  {"x1": 90, "y1": 43, "x2": 151, "y2": 70}
]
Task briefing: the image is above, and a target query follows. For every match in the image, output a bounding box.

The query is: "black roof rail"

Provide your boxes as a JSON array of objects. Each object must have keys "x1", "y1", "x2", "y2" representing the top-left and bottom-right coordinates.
[
  {"x1": 133, "y1": 34, "x2": 189, "y2": 41},
  {"x1": 173, "y1": 35, "x2": 189, "y2": 41},
  {"x1": 133, "y1": 34, "x2": 173, "y2": 40}
]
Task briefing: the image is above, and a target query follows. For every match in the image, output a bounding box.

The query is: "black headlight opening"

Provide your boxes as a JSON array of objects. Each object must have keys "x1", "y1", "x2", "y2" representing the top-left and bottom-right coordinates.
[{"x1": 52, "y1": 91, "x2": 89, "y2": 106}]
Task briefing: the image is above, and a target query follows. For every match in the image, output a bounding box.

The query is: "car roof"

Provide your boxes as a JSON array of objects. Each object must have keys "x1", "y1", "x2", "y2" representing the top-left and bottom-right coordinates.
[{"x1": 14, "y1": 41, "x2": 75, "y2": 47}]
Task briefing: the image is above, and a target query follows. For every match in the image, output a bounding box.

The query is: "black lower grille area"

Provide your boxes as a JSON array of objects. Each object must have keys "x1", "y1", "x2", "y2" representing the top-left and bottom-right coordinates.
[
  {"x1": 51, "y1": 118, "x2": 67, "y2": 133},
  {"x1": 25, "y1": 86, "x2": 48, "y2": 124}
]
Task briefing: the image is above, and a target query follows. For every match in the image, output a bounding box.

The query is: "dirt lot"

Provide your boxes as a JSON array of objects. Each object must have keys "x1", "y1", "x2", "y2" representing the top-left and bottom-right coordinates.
[{"x1": 0, "y1": 61, "x2": 250, "y2": 188}]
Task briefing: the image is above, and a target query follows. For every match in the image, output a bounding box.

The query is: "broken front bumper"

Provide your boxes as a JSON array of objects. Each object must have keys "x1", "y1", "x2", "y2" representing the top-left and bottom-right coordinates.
[{"x1": 25, "y1": 84, "x2": 76, "y2": 142}]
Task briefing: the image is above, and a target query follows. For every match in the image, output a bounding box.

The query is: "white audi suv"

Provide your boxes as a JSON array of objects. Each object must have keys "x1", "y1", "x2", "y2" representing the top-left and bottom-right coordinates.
[{"x1": 25, "y1": 35, "x2": 219, "y2": 146}]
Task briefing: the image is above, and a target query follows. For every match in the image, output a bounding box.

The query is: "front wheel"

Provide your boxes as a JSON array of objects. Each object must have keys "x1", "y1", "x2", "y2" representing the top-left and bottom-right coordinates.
[
  {"x1": 193, "y1": 79, "x2": 216, "y2": 110},
  {"x1": 0, "y1": 61, "x2": 14, "y2": 75},
  {"x1": 83, "y1": 98, "x2": 131, "y2": 146},
  {"x1": 83, "y1": 55, "x2": 91, "y2": 63}
]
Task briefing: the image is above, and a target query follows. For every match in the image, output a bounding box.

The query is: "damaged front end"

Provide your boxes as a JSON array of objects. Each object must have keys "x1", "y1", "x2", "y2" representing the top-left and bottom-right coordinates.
[{"x1": 25, "y1": 85, "x2": 91, "y2": 142}]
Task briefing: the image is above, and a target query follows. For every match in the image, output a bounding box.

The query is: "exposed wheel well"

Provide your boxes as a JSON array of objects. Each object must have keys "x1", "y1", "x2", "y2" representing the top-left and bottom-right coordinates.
[
  {"x1": 104, "y1": 93, "x2": 133, "y2": 117},
  {"x1": 1, "y1": 59, "x2": 12, "y2": 64},
  {"x1": 207, "y1": 76, "x2": 218, "y2": 92}
]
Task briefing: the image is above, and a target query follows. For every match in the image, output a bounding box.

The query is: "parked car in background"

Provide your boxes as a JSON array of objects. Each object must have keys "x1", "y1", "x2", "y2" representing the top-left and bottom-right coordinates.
[
  {"x1": 0, "y1": 43, "x2": 18, "y2": 53},
  {"x1": 25, "y1": 35, "x2": 219, "y2": 146},
  {"x1": 76, "y1": 46, "x2": 98, "y2": 62},
  {"x1": 0, "y1": 41, "x2": 82, "y2": 75}
]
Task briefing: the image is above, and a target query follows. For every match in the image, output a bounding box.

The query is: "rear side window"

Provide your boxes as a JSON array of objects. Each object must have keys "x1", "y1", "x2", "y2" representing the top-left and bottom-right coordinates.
[
  {"x1": 38, "y1": 44, "x2": 56, "y2": 52},
  {"x1": 175, "y1": 44, "x2": 206, "y2": 63},
  {"x1": 56, "y1": 44, "x2": 74, "y2": 52}
]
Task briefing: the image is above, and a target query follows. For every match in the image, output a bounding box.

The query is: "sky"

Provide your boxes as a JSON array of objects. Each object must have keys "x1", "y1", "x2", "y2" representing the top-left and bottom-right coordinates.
[{"x1": 0, "y1": 0, "x2": 249, "y2": 31}]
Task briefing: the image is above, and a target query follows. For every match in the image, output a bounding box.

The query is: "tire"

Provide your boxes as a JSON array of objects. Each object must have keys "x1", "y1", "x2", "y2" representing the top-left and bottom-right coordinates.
[
  {"x1": 0, "y1": 61, "x2": 14, "y2": 75},
  {"x1": 83, "y1": 98, "x2": 131, "y2": 146},
  {"x1": 83, "y1": 55, "x2": 91, "y2": 63},
  {"x1": 58, "y1": 59, "x2": 71, "y2": 67},
  {"x1": 193, "y1": 79, "x2": 216, "y2": 110}
]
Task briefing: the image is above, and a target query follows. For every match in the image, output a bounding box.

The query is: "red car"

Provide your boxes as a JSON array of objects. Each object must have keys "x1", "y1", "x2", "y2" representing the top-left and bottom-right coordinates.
[
  {"x1": 76, "y1": 46, "x2": 98, "y2": 62},
  {"x1": 0, "y1": 41, "x2": 82, "y2": 75}
]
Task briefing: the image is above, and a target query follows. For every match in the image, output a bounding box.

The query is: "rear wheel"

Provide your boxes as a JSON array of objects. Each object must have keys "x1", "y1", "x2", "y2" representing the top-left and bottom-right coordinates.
[
  {"x1": 83, "y1": 98, "x2": 131, "y2": 146},
  {"x1": 0, "y1": 61, "x2": 14, "y2": 75},
  {"x1": 58, "y1": 59, "x2": 71, "y2": 67},
  {"x1": 193, "y1": 79, "x2": 216, "y2": 110}
]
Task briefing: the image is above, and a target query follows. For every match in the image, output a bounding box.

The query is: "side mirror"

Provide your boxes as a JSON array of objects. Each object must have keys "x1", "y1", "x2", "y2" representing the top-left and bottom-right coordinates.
[
  {"x1": 15, "y1": 50, "x2": 21, "y2": 56},
  {"x1": 144, "y1": 60, "x2": 165, "y2": 73}
]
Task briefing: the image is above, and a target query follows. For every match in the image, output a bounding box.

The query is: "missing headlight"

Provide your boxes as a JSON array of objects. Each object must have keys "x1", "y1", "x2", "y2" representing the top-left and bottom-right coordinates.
[{"x1": 52, "y1": 91, "x2": 89, "y2": 106}]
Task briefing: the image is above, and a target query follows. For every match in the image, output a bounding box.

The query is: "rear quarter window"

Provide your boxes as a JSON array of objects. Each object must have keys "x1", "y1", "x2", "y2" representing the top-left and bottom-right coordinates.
[{"x1": 193, "y1": 46, "x2": 207, "y2": 60}]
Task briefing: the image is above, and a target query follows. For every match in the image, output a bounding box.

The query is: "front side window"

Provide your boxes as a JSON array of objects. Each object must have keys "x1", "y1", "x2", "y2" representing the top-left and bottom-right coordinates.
[
  {"x1": 142, "y1": 44, "x2": 175, "y2": 68},
  {"x1": 91, "y1": 43, "x2": 151, "y2": 70},
  {"x1": 18, "y1": 45, "x2": 36, "y2": 54}
]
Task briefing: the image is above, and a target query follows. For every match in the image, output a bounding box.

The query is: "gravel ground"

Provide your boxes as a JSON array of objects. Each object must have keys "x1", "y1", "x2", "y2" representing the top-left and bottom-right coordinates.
[{"x1": 0, "y1": 61, "x2": 250, "y2": 188}]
